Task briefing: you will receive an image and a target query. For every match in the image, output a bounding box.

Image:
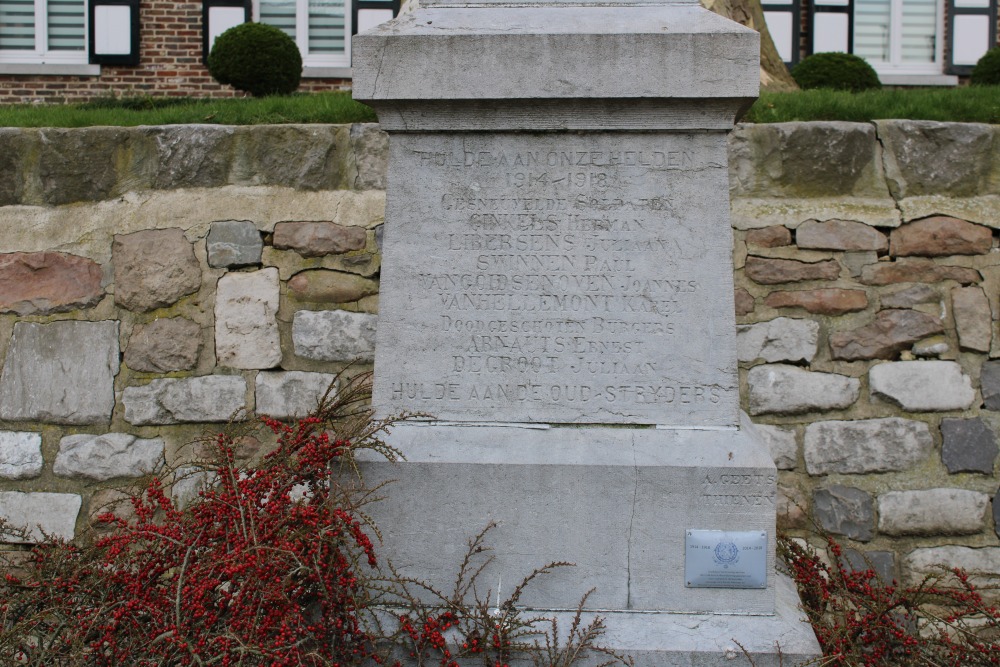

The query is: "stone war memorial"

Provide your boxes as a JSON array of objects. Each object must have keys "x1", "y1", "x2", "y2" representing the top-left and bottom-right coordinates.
[{"x1": 353, "y1": 0, "x2": 822, "y2": 663}]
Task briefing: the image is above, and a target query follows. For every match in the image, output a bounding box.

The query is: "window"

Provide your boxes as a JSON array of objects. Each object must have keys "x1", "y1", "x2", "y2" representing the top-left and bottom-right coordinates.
[
  {"x1": 254, "y1": 0, "x2": 397, "y2": 71},
  {"x1": 854, "y1": 0, "x2": 943, "y2": 73},
  {"x1": 0, "y1": 0, "x2": 88, "y2": 64}
]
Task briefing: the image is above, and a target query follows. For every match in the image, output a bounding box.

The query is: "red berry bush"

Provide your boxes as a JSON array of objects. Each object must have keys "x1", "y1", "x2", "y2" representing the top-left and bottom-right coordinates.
[
  {"x1": 780, "y1": 533, "x2": 1000, "y2": 666},
  {"x1": 0, "y1": 373, "x2": 628, "y2": 667}
]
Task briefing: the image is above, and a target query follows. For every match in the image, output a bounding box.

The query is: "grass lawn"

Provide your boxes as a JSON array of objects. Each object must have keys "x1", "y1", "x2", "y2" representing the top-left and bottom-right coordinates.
[
  {"x1": 0, "y1": 86, "x2": 998, "y2": 126},
  {"x1": 744, "y1": 85, "x2": 1000, "y2": 124},
  {"x1": 0, "y1": 91, "x2": 376, "y2": 127}
]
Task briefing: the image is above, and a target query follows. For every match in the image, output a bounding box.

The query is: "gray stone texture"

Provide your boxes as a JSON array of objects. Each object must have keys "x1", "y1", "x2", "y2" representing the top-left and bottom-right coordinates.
[
  {"x1": 744, "y1": 256, "x2": 841, "y2": 284},
  {"x1": 754, "y1": 423, "x2": 797, "y2": 470},
  {"x1": 876, "y1": 120, "x2": 996, "y2": 199},
  {"x1": 804, "y1": 417, "x2": 933, "y2": 475},
  {"x1": 814, "y1": 485, "x2": 875, "y2": 542},
  {"x1": 764, "y1": 288, "x2": 868, "y2": 315},
  {"x1": 215, "y1": 269, "x2": 281, "y2": 369},
  {"x1": 737, "y1": 317, "x2": 819, "y2": 363},
  {"x1": 123, "y1": 375, "x2": 247, "y2": 425},
  {"x1": 906, "y1": 546, "x2": 1000, "y2": 587},
  {"x1": 144, "y1": 125, "x2": 235, "y2": 190},
  {"x1": 113, "y1": 228, "x2": 202, "y2": 311},
  {"x1": 172, "y1": 466, "x2": 217, "y2": 510},
  {"x1": 0, "y1": 431, "x2": 43, "y2": 480},
  {"x1": 206, "y1": 220, "x2": 263, "y2": 268},
  {"x1": 37, "y1": 127, "x2": 127, "y2": 205},
  {"x1": 255, "y1": 371, "x2": 338, "y2": 419},
  {"x1": 913, "y1": 336, "x2": 950, "y2": 357},
  {"x1": 829, "y1": 309, "x2": 944, "y2": 361},
  {"x1": 796, "y1": 219, "x2": 888, "y2": 252},
  {"x1": 982, "y1": 361, "x2": 1000, "y2": 410},
  {"x1": 952, "y1": 286, "x2": 992, "y2": 353},
  {"x1": 0, "y1": 129, "x2": 28, "y2": 205},
  {"x1": 349, "y1": 123, "x2": 389, "y2": 191},
  {"x1": 878, "y1": 488, "x2": 989, "y2": 536},
  {"x1": 273, "y1": 222, "x2": 368, "y2": 257},
  {"x1": 729, "y1": 122, "x2": 889, "y2": 199},
  {"x1": 54, "y1": 433, "x2": 164, "y2": 481},
  {"x1": 293, "y1": 310, "x2": 377, "y2": 363},
  {"x1": 869, "y1": 360, "x2": 975, "y2": 411},
  {"x1": 995, "y1": 488, "x2": 1000, "y2": 538},
  {"x1": 0, "y1": 252, "x2": 103, "y2": 315},
  {"x1": 842, "y1": 549, "x2": 896, "y2": 584},
  {"x1": 0, "y1": 320, "x2": 119, "y2": 425},
  {"x1": 859, "y1": 259, "x2": 981, "y2": 286},
  {"x1": 0, "y1": 491, "x2": 81, "y2": 542},
  {"x1": 747, "y1": 364, "x2": 860, "y2": 416},
  {"x1": 230, "y1": 125, "x2": 353, "y2": 191},
  {"x1": 124, "y1": 317, "x2": 202, "y2": 373},
  {"x1": 881, "y1": 284, "x2": 939, "y2": 309},
  {"x1": 941, "y1": 418, "x2": 998, "y2": 474},
  {"x1": 890, "y1": 216, "x2": 993, "y2": 257}
]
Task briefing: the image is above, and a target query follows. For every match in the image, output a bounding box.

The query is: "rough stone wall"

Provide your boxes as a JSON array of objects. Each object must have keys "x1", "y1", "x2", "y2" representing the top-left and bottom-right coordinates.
[
  {"x1": 1, "y1": 120, "x2": 999, "y2": 589},
  {"x1": 0, "y1": 123, "x2": 386, "y2": 543},
  {"x1": 733, "y1": 120, "x2": 1000, "y2": 586}
]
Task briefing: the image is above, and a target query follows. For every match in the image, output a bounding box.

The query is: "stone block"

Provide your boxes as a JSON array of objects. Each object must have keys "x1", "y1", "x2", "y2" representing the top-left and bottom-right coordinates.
[
  {"x1": 230, "y1": 125, "x2": 350, "y2": 190},
  {"x1": 0, "y1": 129, "x2": 29, "y2": 205},
  {"x1": 215, "y1": 269, "x2": 281, "y2": 370},
  {"x1": 0, "y1": 431, "x2": 42, "y2": 480},
  {"x1": 144, "y1": 125, "x2": 235, "y2": 190},
  {"x1": 0, "y1": 492, "x2": 81, "y2": 542},
  {"x1": 0, "y1": 252, "x2": 103, "y2": 315},
  {"x1": 777, "y1": 483, "x2": 808, "y2": 529},
  {"x1": 796, "y1": 219, "x2": 888, "y2": 252},
  {"x1": 745, "y1": 226, "x2": 791, "y2": 248},
  {"x1": 842, "y1": 549, "x2": 895, "y2": 584},
  {"x1": 89, "y1": 488, "x2": 137, "y2": 530},
  {"x1": 906, "y1": 546, "x2": 1000, "y2": 587},
  {"x1": 0, "y1": 320, "x2": 119, "y2": 425},
  {"x1": 273, "y1": 222, "x2": 368, "y2": 257},
  {"x1": 172, "y1": 466, "x2": 217, "y2": 510},
  {"x1": 54, "y1": 433, "x2": 164, "y2": 481},
  {"x1": 982, "y1": 361, "x2": 1000, "y2": 410},
  {"x1": 869, "y1": 361, "x2": 975, "y2": 411},
  {"x1": 747, "y1": 364, "x2": 860, "y2": 416},
  {"x1": 952, "y1": 286, "x2": 992, "y2": 353},
  {"x1": 735, "y1": 287, "x2": 755, "y2": 315},
  {"x1": 753, "y1": 423, "x2": 797, "y2": 469},
  {"x1": 913, "y1": 336, "x2": 950, "y2": 357},
  {"x1": 113, "y1": 228, "x2": 202, "y2": 311},
  {"x1": 37, "y1": 127, "x2": 127, "y2": 205},
  {"x1": 206, "y1": 220, "x2": 263, "y2": 268},
  {"x1": 878, "y1": 488, "x2": 989, "y2": 536},
  {"x1": 125, "y1": 317, "x2": 202, "y2": 373},
  {"x1": 737, "y1": 317, "x2": 819, "y2": 363},
  {"x1": 804, "y1": 417, "x2": 933, "y2": 475},
  {"x1": 890, "y1": 216, "x2": 993, "y2": 257},
  {"x1": 349, "y1": 123, "x2": 389, "y2": 191},
  {"x1": 829, "y1": 309, "x2": 943, "y2": 361},
  {"x1": 764, "y1": 288, "x2": 868, "y2": 315},
  {"x1": 877, "y1": 120, "x2": 996, "y2": 199},
  {"x1": 122, "y1": 375, "x2": 247, "y2": 425},
  {"x1": 744, "y1": 256, "x2": 841, "y2": 284},
  {"x1": 255, "y1": 371, "x2": 338, "y2": 419},
  {"x1": 859, "y1": 259, "x2": 981, "y2": 286},
  {"x1": 881, "y1": 284, "x2": 939, "y2": 308},
  {"x1": 288, "y1": 270, "x2": 379, "y2": 304},
  {"x1": 941, "y1": 418, "x2": 998, "y2": 474},
  {"x1": 729, "y1": 122, "x2": 889, "y2": 199},
  {"x1": 813, "y1": 485, "x2": 874, "y2": 542},
  {"x1": 293, "y1": 310, "x2": 377, "y2": 362}
]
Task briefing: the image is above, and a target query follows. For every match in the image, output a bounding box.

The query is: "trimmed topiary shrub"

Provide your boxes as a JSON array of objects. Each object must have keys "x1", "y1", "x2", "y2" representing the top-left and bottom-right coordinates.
[
  {"x1": 971, "y1": 47, "x2": 1000, "y2": 86},
  {"x1": 208, "y1": 22, "x2": 302, "y2": 97},
  {"x1": 792, "y1": 52, "x2": 881, "y2": 92}
]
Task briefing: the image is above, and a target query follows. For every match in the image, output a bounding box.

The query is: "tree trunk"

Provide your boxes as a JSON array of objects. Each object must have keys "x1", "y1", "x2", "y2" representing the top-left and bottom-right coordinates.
[{"x1": 700, "y1": 0, "x2": 799, "y2": 91}]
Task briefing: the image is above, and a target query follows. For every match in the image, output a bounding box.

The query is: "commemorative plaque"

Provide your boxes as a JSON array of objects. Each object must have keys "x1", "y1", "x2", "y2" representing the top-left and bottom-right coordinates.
[{"x1": 685, "y1": 529, "x2": 768, "y2": 589}]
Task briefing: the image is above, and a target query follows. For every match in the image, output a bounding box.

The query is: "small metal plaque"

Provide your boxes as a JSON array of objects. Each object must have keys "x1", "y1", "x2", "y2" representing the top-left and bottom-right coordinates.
[{"x1": 685, "y1": 529, "x2": 767, "y2": 589}]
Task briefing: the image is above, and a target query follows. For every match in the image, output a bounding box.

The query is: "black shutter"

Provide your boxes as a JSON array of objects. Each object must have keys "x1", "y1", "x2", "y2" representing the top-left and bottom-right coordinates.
[
  {"x1": 946, "y1": 0, "x2": 998, "y2": 74},
  {"x1": 88, "y1": 0, "x2": 140, "y2": 66},
  {"x1": 808, "y1": 0, "x2": 854, "y2": 55},
  {"x1": 202, "y1": 0, "x2": 250, "y2": 63}
]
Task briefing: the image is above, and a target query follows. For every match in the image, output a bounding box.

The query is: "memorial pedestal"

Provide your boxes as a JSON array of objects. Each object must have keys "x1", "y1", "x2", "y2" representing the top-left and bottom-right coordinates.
[{"x1": 354, "y1": 1, "x2": 822, "y2": 663}]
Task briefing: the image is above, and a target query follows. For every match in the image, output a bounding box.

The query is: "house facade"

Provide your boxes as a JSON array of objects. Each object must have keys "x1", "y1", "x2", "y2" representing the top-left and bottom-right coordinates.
[
  {"x1": 763, "y1": 0, "x2": 999, "y2": 84},
  {"x1": 0, "y1": 0, "x2": 398, "y2": 102}
]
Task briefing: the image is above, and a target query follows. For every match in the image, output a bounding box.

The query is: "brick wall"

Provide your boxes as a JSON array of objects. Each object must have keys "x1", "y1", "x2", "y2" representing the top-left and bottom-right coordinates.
[{"x1": 0, "y1": 0, "x2": 349, "y2": 103}]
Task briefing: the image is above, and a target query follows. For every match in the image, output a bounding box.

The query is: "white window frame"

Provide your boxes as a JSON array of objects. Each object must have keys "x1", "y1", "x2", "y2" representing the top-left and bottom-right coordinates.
[
  {"x1": 0, "y1": 0, "x2": 91, "y2": 66},
  {"x1": 253, "y1": 0, "x2": 352, "y2": 70},
  {"x1": 855, "y1": 0, "x2": 946, "y2": 75}
]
